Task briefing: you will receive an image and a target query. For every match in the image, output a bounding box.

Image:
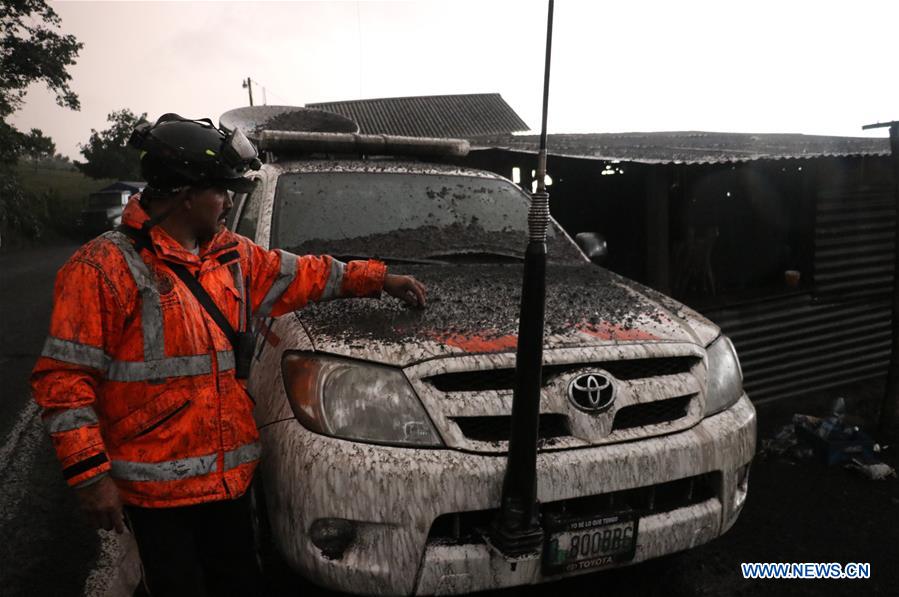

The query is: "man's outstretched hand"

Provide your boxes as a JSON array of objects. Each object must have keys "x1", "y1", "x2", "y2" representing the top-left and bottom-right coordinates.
[
  {"x1": 384, "y1": 274, "x2": 427, "y2": 307},
  {"x1": 75, "y1": 475, "x2": 125, "y2": 534}
]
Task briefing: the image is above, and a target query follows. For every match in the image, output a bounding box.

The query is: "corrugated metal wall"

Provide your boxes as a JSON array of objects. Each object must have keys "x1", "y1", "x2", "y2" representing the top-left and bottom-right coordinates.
[
  {"x1": 704, "y1": 181, "x2": 894, "y2": 404},
  {"x1": 705, "y1": 293, "x2": 891, "y2": 403},
  {"x1": 815, "y1": 188, "x2": 895, "y2": 299}
]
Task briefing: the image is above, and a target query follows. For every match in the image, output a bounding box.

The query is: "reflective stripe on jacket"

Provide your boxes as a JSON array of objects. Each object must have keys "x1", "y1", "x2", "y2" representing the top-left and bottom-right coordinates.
[{"x1": 31, "y1": 195, "x2": 386, "y2": 508}]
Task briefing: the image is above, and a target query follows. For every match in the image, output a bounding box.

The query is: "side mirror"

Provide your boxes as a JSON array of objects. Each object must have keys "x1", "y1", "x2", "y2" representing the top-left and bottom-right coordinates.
[{"x1": 575, "y1": 232, "x2": 608, "y2": 264}]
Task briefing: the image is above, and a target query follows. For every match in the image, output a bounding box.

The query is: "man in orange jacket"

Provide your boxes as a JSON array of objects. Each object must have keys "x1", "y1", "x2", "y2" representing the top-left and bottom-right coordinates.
[{"x1": 30, "y1": 114, "x2": 427, "y2": 596}]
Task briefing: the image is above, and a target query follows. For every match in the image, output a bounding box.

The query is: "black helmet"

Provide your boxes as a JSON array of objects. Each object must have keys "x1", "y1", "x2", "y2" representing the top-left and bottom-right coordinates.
[{"x1": 129, "y1": 113, "x2": 262, "y2": 194}]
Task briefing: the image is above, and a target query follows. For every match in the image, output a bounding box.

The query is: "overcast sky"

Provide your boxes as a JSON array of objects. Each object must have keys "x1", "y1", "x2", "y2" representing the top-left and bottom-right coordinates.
[{"x1": 10, "y1": 0, "x2": 898, "y2": 159}]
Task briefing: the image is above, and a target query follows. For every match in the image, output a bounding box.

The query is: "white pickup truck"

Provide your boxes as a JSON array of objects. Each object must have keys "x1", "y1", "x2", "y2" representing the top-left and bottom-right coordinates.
[{"x1": 225, "y1": 118, "x2": 756, "y2": 595}]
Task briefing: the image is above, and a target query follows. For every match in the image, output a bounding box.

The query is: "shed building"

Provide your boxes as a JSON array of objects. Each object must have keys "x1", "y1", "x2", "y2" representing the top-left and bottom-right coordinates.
[{"x1": 464, "y1": 132, "x2": 894, "y2": 404}]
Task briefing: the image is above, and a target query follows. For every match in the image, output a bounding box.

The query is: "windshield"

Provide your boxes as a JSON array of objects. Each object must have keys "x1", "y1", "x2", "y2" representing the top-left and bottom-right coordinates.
[{"x1": 273, "y1": 171, "x2": 584, "y2": 263}]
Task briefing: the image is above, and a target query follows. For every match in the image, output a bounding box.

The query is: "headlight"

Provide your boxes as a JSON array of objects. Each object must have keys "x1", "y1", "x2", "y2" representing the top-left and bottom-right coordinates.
[
  {"x1": 705, "y1": 335, "x2": 743, "y2": 416},
  {"x1": 282, "y1": 353, "x2": 443, "y2": 447}
]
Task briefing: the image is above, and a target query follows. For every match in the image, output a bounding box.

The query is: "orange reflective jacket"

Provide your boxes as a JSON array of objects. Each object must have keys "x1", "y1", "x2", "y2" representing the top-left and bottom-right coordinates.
[{"x1": 31, "y1": 196, "x2": 386, "y2": 508}]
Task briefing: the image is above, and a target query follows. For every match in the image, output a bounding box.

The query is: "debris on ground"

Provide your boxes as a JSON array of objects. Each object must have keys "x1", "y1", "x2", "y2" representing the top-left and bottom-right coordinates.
[
  {"x1": 760, "y1": 398, "x2": 895, "y2": 480},
  {"x1": 845, "y1": 458, "x2": 897, "y2": 481},
  {"x1": 791, "y1": 397, "x2": 878, "y2": 465},
  {"x1": 759, "y1": 417, "x2": 814, "y2": 460}
]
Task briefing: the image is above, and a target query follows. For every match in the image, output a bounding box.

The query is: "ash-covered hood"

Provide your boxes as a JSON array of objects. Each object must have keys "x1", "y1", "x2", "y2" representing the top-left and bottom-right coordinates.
[{"x1": 299, "y1": 263, "x2": 719, "y2": 367}]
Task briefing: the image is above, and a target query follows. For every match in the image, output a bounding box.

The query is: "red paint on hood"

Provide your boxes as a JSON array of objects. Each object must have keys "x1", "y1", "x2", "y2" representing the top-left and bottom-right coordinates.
[
  {"x1": 577, "y1": 321, "x2": 658, "y2": 341},
  {"x1": 436, "y1": 332, "x2": 519, "y2": 353},
  {"x1": 428, "y1": 321, "x2": 657, "y2": 353}
]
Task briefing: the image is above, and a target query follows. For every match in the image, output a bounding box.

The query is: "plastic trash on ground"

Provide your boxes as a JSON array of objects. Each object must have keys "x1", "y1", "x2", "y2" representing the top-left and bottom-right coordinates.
[
  {"x1": 792, "y1": 398, "x2": 877, "y2": 466},
  {"x1": 845, "y1": 459, "x2": 897, "y2": 481}
]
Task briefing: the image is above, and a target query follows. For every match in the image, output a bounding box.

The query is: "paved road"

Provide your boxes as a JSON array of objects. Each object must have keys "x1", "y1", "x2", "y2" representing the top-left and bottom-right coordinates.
[{"x1": 0, "y1": 242, "x2": 102, "y2": 597}]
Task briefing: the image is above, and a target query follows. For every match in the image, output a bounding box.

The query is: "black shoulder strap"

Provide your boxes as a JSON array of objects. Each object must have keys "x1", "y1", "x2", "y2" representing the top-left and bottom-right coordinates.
[
  {"x1": 166, "y1": 261, "x2": 240, "y2": 350},
  {"x1": 116, "y1": 226, "x2": 240, "y2": 350}
]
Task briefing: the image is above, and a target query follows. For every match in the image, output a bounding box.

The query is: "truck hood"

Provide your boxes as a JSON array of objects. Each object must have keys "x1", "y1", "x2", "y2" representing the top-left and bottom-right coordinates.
[{"x1": 297, "y1": 263, "x2": 719, "y2": 367}]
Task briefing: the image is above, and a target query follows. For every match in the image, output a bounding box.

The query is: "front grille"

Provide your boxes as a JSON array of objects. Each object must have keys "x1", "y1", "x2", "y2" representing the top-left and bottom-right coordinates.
[
  {"x1": 452, "y1": 414, "x2": 569, "y2": 443},
  {"x1": 601, "y1": 358, "x2": 698, "y2": 380},
  {"x1": 612, "y1": 394, "x2": 694, "y2": 430},
  {"x1": 426, "y1": 357, "x2": 698, "y2": 393},
  {"x1": 547, "y1": 471, "x2": 718, "y2": 518},
  {"x1": 433, "y1": 369, "x2": 516, "y2": 393},
  {"x1": 426, "y1": 472, "x2": 719, "y2": 544}
]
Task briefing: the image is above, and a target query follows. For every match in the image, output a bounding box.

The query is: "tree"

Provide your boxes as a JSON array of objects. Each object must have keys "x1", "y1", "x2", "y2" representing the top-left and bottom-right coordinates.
[
  {"x1": 0, "y1": 0, "x2": 80, "y2": 164},
  {"x1": 75, "y1": 109, "x2": 148, "y2": 180},
  {"x1": 20, "y1": 128, "x2": 56, "y2": 160},
  {"x1": 0, "y1": 124, "x2": 56, "y2": 166},
  {"x1": 0, "y1": 0, "x2": 82, "y2": 120},
  {"x1": 0, "y1": 0, "x2": 81, "y2": 242},
  {"x1": 0, "y1": 120, "x2": 24, "y2": 165}
]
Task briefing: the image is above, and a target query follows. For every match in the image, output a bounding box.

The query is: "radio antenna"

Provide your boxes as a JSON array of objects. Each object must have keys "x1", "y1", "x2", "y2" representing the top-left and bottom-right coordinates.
[{"x1": 490, "y1": 0, "x2": 554, "y2": 556}]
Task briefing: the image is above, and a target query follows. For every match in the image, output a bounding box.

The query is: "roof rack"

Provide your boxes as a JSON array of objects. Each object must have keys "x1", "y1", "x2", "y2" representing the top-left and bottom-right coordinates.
[
  {"x1": 220, "y1": 105, "x2": 470, "y2": 159},
  {"x1": 257, "y1": 130, "x2": 470, "y2": 158}
]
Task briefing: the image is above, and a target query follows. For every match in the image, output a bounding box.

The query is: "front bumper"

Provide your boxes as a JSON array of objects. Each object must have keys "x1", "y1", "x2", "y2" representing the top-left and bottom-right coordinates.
[{"x1": 259, "y1": 393, "x2": 756, "y2": 595}]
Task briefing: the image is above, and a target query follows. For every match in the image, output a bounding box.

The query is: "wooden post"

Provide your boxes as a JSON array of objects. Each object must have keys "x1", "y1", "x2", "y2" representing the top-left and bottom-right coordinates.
[
  {"x1": 243, "y1": 77, "x2": 254, "y2": 107},
  {"x1": 864, "y1": 121, "x2": 899, "y2": 437},
  {"x1": 797, "y1": 160, "x2": 817, "y2": 287},
  {"x1": 646, "y1": 168, "x2": 670, "y2": 293}
]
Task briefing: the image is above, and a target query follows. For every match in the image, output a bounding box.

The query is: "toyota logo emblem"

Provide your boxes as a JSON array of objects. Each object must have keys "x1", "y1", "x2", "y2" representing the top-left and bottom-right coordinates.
[{"x1": 568, "y1": 372, "x2": 615, "y2": 413}]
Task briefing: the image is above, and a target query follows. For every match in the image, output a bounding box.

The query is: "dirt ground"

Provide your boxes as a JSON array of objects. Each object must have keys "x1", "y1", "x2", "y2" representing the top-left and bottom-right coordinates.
[{"x1": 536, "y1": 379, "x2": 899, "y2": 597}]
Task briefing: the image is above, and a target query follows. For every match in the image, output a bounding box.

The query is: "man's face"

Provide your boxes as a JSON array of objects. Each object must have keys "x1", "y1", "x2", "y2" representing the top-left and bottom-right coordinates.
[{"x1": 186, "y1": 186, "x2": 233, "y2": 243}]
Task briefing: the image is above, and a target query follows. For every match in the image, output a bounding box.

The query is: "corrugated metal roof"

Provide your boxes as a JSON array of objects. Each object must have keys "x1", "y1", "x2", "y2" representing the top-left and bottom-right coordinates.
[
  {"x1": 307, "y1": 94, "x2": 529, "y2": 138},
  {"x1": 96, "y1": 181, "x2": 145, "y2": 193},
  {"x1": 471, "y1": 131, "x2": 891, "y2": 165}
]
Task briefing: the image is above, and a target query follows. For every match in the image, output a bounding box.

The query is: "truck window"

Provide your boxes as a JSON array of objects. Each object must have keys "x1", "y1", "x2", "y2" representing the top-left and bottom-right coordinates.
[
  {"x1": 236, "y1": 181, "x2": 262, "y2": 240},
  {"x1": 272, "y1": 172, "x2": 583, "y2": 263},
  {"x1": 225, "y1": 192, "x2": 243, "y2": 229}
]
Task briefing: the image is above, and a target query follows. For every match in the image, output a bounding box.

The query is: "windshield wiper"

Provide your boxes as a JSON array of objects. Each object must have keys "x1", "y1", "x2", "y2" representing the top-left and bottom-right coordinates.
[
  {"x1": 425, "y1": 250, "x2": 525, "y2": 263},
  {"x1": 328, "y1": 253, "x2": 449, "y2": 265}
]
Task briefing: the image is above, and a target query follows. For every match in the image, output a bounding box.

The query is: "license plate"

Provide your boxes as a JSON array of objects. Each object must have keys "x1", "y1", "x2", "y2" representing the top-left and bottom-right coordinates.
[{"x1": 542, "y1": 513, "x2": 638, "y2": 575}]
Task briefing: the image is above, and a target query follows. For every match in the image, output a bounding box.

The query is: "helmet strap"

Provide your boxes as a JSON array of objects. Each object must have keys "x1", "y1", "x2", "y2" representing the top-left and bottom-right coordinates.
[
  {"x1": 142, "y1": 204, "x2": 179, "y2": 233},
  {"x1": 139, "y1": 189, "x2": 187, "y2": 234},
  {"x1": 119, "y1": 201, "x2": 181, "y2": 255}
]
